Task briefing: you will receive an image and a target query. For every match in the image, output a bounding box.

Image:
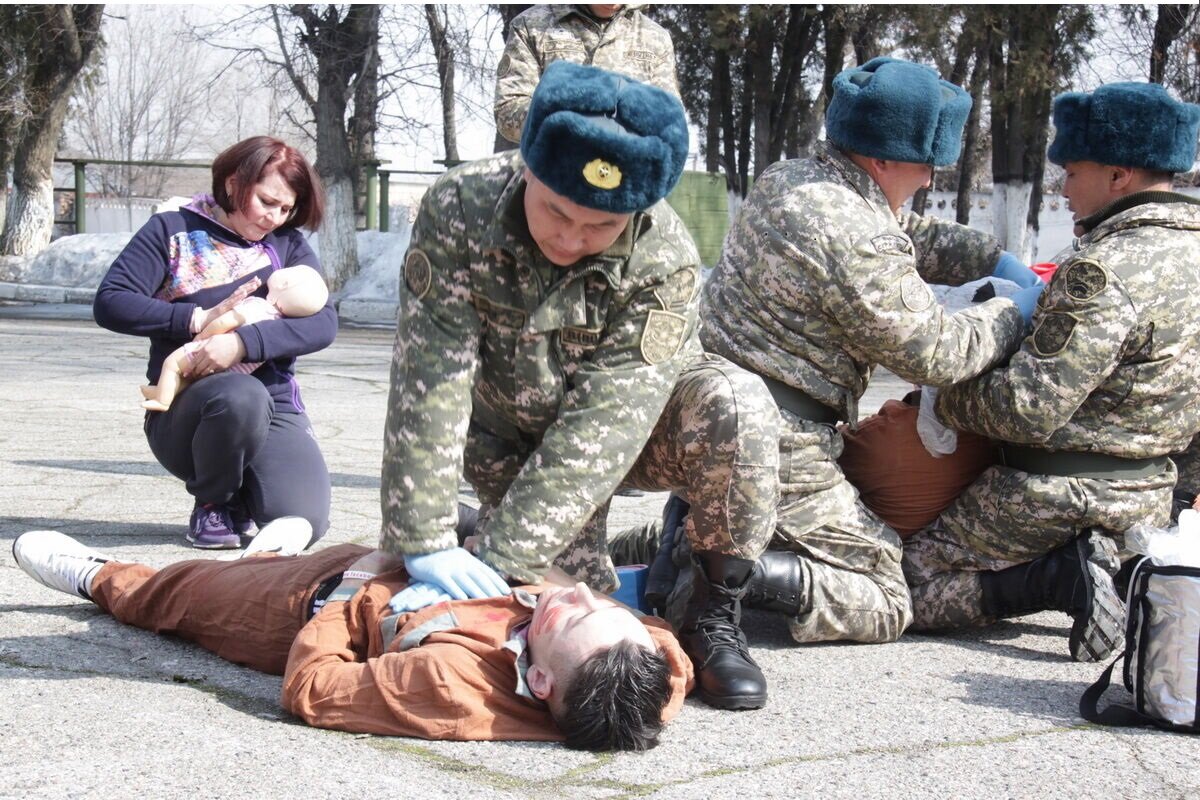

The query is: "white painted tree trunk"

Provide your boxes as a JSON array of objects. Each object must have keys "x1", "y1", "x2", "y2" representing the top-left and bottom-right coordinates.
[
  {"x1": 0, "y1": 177, "x2": 54, "y2": 257},
  {"x1": 319, "y1": 175, "x2": 358, "y2": 292},
  {"x1": 991, "y1": 181, "x2": 1034, "y2": 260},
  {"x1": 727, "y1": 189, "x2": 743, "y2": 224}
]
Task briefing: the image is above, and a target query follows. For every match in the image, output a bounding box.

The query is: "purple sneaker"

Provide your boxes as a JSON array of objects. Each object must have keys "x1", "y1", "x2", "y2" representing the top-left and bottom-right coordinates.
[
  {"x1": 187, "y1": 503, "x2": 242, "y2": 550},
  {"x1": 228, "y1": 497, "x2": 257, "y2": 538}
]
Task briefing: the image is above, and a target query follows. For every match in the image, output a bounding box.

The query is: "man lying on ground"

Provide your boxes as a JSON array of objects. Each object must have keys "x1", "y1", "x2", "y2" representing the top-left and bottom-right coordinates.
[{"x1": 12, "y1": 521, "x2": 692, "y2": 751}]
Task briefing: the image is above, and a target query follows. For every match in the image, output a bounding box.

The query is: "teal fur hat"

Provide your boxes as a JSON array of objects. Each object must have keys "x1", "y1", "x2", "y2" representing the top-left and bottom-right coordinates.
[
  {"x1": 826, "y1": 57, "x2": 972, "y2": 167},
  {"x1": 1048, "y1": 82, "x2": 1200, "y2": 172},
  {"x1": 520, "y1": 61, "x2": 689, "y2": 213}
]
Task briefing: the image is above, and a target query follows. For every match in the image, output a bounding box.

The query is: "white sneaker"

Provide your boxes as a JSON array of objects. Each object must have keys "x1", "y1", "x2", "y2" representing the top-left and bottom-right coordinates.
[
  {"x1": 219, "y1": 516, "x2": 312, "y2": 561},
  {"x1": 12, "y1": 530, "x2": 112, "y2": 599}
]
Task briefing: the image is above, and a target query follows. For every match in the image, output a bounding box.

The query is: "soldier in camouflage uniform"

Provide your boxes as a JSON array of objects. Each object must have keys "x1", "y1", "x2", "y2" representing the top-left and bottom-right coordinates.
[
  {"x1": 494, "y1": 4, "x2": 679, "y2": 145},
  {"x1": 382, "y1": 62, "x2": 779, "y2": 710},
  {"x1": 700, "y1": 58, "x2": 1047, "y2": 646},
  {"x1": 903, "y1": 82, "x2": 1200, "y2": 662}
]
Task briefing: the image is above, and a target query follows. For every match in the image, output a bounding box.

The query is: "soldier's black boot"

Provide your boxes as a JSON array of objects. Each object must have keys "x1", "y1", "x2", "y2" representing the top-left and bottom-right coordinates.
[
  {"x1": 679, "y1": 551, "x2": 768, "y2": 710},
  {"x1": 744, "y1": 550, "x2": 806, "y2": 616},
  {"x1": 979, "y1": 529, "x2": 1124, "y2": 662}
]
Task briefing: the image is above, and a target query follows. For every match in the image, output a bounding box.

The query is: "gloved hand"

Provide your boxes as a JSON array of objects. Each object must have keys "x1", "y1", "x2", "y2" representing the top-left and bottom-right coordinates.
[
  {"x1": 1011, "y1": 283, "x2": 1045, "y2": 326},
  {"x1": 403, "y1": 547, "x2": 511, "y2": 600},
  {"x1": 388, "y1": 581, "x2": 454, "y2": 614},
  {"x1": 993, "y1": 252, "x2": 1043, "y2": 289}
]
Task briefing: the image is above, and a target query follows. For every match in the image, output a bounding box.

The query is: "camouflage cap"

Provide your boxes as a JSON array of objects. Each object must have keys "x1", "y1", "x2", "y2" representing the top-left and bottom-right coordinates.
[
  {"x1": 826, "y1": 57, "x2": 972, "y2": 167},
  {"x1": 520, "y1": 61, "x2": 689, "y2": 213},
  {"x1": 1048, "y1": 82, "x2": 1200, "y2": 172}
]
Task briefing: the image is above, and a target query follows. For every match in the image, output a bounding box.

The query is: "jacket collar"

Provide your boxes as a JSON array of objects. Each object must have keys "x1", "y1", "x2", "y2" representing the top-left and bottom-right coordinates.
[
  {"x1": 1075, "y1": 189, "x2": 1200, "y2": 235},
  {"x1": 817, "y1": 141, "x2": 893, "y2": 215}
]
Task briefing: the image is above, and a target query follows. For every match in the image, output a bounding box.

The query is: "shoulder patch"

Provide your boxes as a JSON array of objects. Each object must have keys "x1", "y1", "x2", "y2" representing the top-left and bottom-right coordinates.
[
  {"x1": 900, "y1": 273, "x2": 934, "y2": 313},
  {"x1": 640, "y1": 309, "x2": 688, "y2": 365},
  {"x1": 653, "y1": 268, "x2": 698, "y2": 311},
  {"x1": 871, "y1": 233, "x2": 913, "y2": 255},
  {"x1": 1032, "y1": 312, "x2": 1078, "y2": 357},
  {"x1": 404, "y1": 249, "x2": 432, "y2": 300},
  {"x1": 1063, "y1": 261, "x2": 1107, "y2": 302}
]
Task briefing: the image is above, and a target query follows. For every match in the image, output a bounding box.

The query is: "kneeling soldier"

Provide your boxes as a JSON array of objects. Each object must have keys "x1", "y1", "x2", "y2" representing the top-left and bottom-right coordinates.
[{"x1": 903, "y1": 82, "x2": 1200, "y2": 661}]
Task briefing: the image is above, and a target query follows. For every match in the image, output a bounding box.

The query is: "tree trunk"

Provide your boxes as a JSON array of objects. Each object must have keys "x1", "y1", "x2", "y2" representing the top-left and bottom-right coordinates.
[
  {"x1": 425, "y1": 5, "x2": 458, "y2": 162},
  {"x1": 749, "y1": 12, "x2": 774, "y2": 180},
  {"x1": 820, "y1": 7, "x2": 849, "y2": 112},
  {"x1": 705, "y1": 50, "x2": 722, "y2": 173},
  {"x1": 1, "y1": 5, "x2": 104, "y2": 255},
  {"x1": 735, "y1": 47, "x2": 753, "y2": 195},
  {"x1": 314, "y1": 78, "x2": 357, "y2": 290},
  {"x1": 956, "y1": 41, "x2": 988, "y2": 226},
  {"x1": 1151, "y1": 5, "x2": 1190, "y2": 84},
  {"x1": 319, "y1": 175, "x2": 359, "y2": 293},
  {"x1": 283, "y1": 4, "x2": 380, "y2": 290}
]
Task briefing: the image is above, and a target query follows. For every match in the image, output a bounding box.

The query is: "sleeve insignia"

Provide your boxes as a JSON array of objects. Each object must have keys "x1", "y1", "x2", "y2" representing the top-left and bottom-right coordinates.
[
  {"x1": 639, "y1": 309, "x2": 688, "y2": 365},
  {"x1": 1031, "y1": 312, "x2": 1079, "y2": 357},
  {"x1": 871, "y1": 233, "x2": 913, "y2": 255},
  {"x1": 653, "y1": 268, "x2": 698, "y2": 311},
  {"x1": 900, "y1": 273, "x2": 934, "y2": 312},
  {"x1": 404, "y1": 249, "x2": 432, "y2": 300},
  {"x1": 1064, "y1": 261, "x2": 1108, "y2": 302}
]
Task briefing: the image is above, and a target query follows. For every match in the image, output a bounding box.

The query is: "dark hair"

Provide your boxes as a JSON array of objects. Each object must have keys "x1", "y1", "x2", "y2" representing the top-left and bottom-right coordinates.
[
  {"x1": 212, "y1": 136, "x2": 325, "y2": 230},
  {"x1": 555, "y1": 640, "x2": 671, "y2": 752}
]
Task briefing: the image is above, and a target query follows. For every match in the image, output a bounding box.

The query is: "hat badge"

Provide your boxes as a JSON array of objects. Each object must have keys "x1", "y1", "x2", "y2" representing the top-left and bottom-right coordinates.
[{"x1": 583, "y1": 159, "x2": 622, "y2": 190}]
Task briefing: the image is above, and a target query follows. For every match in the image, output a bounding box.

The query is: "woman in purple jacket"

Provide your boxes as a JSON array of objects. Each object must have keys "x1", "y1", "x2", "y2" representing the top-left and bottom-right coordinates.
[{"x1": 95, "y1": 137, "x2": 336, "y2": 549}]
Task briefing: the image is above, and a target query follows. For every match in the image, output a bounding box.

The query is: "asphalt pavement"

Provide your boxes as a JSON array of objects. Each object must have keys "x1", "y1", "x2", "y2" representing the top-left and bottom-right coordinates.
[{"x1": 1, "y1": 307, "x2": 1196, "y2": 799}]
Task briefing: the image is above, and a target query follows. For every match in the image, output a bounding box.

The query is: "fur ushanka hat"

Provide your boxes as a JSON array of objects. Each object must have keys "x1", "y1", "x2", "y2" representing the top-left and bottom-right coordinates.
[
  {"x1": 520, "y1": 61, "x2": 689, "y2": 213},
  {"x1": 1048, "y1": 82, "x2": 1200, "y2": 173},
  {"x1": 826, "y1": 57, "x2": 972, "y2": 167}
]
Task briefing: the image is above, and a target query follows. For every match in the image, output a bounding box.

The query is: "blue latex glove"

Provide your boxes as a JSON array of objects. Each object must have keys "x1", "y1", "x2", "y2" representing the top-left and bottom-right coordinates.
[
  {"x1": 388, "y1": 581, "x2": 453, "y2": 614},
  {"x1": 403, "y1": 547, "x2": 511, "y2": 600},
  {"x1": 1011, "y1": 283, "x2": 1045, "y2": 325},
  {"x1": 993, "y1": 251, "x2": 1042, "y2": 289}
]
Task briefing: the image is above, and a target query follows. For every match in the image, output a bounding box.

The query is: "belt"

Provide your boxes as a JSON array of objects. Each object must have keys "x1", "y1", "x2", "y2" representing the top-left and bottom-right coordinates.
[
  {"x1": 760, "y1": 374, "x2": 841, "y2": 425},
  {"x1": 998, "y1": 444, "x2": 1170, "y2": 481}
]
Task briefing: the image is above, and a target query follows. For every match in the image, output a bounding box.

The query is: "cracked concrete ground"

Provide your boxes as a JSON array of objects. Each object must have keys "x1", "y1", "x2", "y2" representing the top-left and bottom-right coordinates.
[{"x1": 2, "y1": 308, "x2": 1197, "y2": 799}]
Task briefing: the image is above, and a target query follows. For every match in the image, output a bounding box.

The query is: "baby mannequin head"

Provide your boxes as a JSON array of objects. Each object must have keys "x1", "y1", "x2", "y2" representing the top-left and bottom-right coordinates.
[{"x1": 266, "y1": 266, "x2": 328, "y2": 317}]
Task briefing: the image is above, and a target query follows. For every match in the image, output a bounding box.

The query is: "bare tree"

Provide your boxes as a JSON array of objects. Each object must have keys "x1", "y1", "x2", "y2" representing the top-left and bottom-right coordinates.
[
  {"x1": 66, "y1": 7, "x2": 216, "y2": 198},
  {"x1": 1, "y1": 5, "x2": 105, "y2": 256},
  {"x1": 424, "y1": 4, "x2": 458, "y2": 162},
  {"x1": 197, "y1": 5, "x2": 381, "y2": 291}
]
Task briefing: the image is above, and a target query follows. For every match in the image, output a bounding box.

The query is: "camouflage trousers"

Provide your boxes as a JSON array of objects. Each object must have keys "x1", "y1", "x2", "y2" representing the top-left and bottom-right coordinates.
[
  {"x1": 467, "y1": 353, "x2": 781, "y2": 593},
  {"x1": 770, "y1": 410, "x2": 912, "y2": 644},
  {"x1": 1172, "y1": 435, "x2": 1200, "y2": 497},
  {"x1": 903, "y1": 464, "x2": 1176, "y2": 630}
]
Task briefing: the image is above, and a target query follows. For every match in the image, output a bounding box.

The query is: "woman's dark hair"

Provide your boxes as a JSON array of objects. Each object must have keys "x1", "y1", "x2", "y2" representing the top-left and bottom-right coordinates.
[
  {"x1": 556, "y1": 640, "x2": 672, "y2": 752},
  {"x1": 212, "y1": 136, "x2": 325, "y2": 230}
]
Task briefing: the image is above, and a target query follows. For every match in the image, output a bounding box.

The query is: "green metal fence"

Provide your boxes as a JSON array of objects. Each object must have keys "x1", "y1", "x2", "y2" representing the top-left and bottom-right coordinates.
[{"x1": 54, "y1": 158, "x2": 731, "y2": 261}]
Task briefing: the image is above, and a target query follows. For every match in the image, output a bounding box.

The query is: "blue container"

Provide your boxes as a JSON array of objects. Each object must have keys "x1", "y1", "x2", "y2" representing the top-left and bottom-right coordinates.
[{"x1": 613, "y1": 565, "x2": 650, "y2": 613}]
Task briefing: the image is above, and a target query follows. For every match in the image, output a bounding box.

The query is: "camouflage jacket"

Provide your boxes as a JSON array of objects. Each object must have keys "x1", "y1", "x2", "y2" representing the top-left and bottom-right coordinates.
[
  {"x1": 938, "y1": 194, "x2": 1200, "y2": 458},
  {"x1": 380, "y1": 151, "x2": 702, "y2": 583},
  {"x1": 494, "y1": 4, "x2": 679, "y2": 144},
  {"x1": 701, "y1": 141, "x2": 1025, "y2": 423}
]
